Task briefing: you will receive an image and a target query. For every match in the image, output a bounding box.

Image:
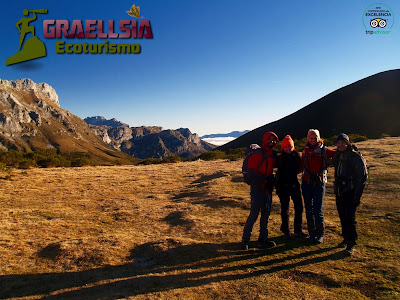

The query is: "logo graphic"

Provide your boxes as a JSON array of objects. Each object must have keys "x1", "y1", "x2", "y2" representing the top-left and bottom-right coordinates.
[
  {"x1": 363, "y1": 3, "x2": 394, "y2": 35},
  {"x1": 370, "y1": 18, "x2": 386, "y2": 28},
  {"x1": 6, "y1": 9, "x2": 48, "y2": 65},
  {"x1": 126, "y1": 4, "x2": 144, "y2": 19}
]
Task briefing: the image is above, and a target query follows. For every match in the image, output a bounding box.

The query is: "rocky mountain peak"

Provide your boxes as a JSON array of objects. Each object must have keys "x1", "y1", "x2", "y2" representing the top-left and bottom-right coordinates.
[
  {"x1": 84, "y1": 116, "x2": 129, "y2": 128},
  {"x1": 0, "y1": 78, "x2": 59, "y2": 107},
  {"x1": 85, "y1": 118, "x2": 215, "y2": 159},
  {"x1": 0, "y1": 78, "x2": 131, "y2": 164}
]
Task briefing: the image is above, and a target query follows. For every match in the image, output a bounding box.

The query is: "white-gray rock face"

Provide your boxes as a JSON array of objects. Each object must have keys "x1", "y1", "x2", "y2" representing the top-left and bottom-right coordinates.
[
  {"x1": 0, "y1": 78, "x2": 114, "y2": 154},
  {"x1": 0, "y1": 78, "x2": 59, "y2": 107},
  {"x1": 86, "y1": 120, "x2": 215, "y2": 159}
]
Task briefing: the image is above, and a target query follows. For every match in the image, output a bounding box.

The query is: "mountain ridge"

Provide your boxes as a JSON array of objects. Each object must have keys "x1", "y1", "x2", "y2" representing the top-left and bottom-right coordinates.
[
  {"x1": 218, "y1": 69, "x2": 400, "y2": 151},
  {"x1": 0, "y1": 79, "x2": 137, "y2": 164},
  {"x1": 85, "y1": 117, "x2": 215, "y2": 159},
  {"x1": 84, "y1": 116, "x2": 129, "y2": 128}
]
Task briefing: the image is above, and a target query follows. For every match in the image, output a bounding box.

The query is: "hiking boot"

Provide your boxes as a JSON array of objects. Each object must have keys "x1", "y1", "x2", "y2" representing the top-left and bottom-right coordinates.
[
  {"x1": 240, "y1": 242, "x2": 249, "y2": 251},
  {"x1": 308, "y1": 235, "x2": 316, "y2": 243},
  {"x1": 316, "y1": 236, "x2": 324, "y2": 244},
  {"x1": 337, "y1": 240, "x2": 347, "y2": 248},
  {"x1": 258, "y1": 238, "x2": 276, "y2": 248},
  {"x1": 294, "y1": 231, "x2": 308, "y2": 238},
  {"x1": 345, "y1": 243, "x2": 355, "y2": 256}
]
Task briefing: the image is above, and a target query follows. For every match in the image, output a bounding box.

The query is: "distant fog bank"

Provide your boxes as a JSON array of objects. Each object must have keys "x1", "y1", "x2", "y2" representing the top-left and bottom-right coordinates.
[{"x1": 201, "y1": 137, "x2": 236, "y2": 146}]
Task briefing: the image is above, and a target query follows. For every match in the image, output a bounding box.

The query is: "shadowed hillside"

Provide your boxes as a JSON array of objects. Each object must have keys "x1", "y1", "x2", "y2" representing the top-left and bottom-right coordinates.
[{"x1": 219, "y1": 69, "x2": 400, "y2": 151}]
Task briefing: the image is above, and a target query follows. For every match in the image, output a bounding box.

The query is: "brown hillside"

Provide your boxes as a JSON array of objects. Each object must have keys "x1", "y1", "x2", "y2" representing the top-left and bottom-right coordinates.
[{"x1": 0, "y1": 137, "x2": 399, "y2": 299}]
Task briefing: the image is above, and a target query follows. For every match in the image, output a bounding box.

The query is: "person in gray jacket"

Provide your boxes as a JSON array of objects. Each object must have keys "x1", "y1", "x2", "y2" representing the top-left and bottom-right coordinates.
[{"x1": 332, "y1": 133, "x2": 368, "y2": 255}]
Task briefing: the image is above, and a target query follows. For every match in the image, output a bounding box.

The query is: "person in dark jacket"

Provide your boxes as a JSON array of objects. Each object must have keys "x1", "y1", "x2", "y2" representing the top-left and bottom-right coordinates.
[
  {"x1": 241, "y1": 131, "x2": 278, "y2": 250},
  {"x1": 276, "y1": 135, "x2": 307, "y2": 239},
  {"x1": 332, "y1": 133, "x2": 367, "y2": 255}
]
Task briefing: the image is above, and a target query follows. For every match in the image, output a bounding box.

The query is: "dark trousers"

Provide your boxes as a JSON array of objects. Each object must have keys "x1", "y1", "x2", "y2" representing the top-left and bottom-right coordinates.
[
  {"x1": 277, "y1": 185, "x2": 303, "y2": 234},
  {"x1": 302, "y1": 182, "x2": 325, "y2": 238},
  {"x1": 242, "y1": 186, "x2": 272, "y2": 243},
  {"x1": 336, "y1": 191, "x2": 358, "y2": 243}
]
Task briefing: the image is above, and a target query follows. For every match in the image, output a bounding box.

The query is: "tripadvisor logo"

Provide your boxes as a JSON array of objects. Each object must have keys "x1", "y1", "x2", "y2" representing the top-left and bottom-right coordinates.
[
  {"x1": 6, "y1": 9, "x2": 48, "y2": 66},
  {"x1": 363, "y1": 3, "x2": 394, "y2": 35},
  {"x1": 5, "y1": 5, "x2": 153, "y2": 66}
]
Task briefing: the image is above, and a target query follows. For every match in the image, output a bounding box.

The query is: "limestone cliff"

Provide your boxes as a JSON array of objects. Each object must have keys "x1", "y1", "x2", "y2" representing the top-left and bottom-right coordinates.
[{"x1": 0, "y1": 78, "x2": 130, "y2": 164}]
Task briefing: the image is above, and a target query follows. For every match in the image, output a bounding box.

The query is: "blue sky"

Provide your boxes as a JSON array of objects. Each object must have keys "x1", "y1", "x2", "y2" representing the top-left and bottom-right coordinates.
[{"x1": 1, "y1": 0, "x2": 399, "y2": 136}]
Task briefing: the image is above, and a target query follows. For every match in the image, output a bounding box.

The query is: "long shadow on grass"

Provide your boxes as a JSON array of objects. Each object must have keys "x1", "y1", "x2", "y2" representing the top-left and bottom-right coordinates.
[{"x1": 0, "y1": 238, "x2": 345, "y2": 299}]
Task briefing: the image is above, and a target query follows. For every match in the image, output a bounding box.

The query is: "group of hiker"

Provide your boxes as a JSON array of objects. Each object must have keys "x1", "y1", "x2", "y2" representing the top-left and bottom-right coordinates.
[{"x1": 241, "y1": 129, "x2": 368, "y2": 256}]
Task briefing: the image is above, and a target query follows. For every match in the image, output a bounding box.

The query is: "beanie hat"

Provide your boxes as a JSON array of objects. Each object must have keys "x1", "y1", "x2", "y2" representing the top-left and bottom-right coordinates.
[
  {"x1": 282, "y1": 135, "x2": 294, "y2": 149},
  {"x1": 336, "y1": 133, "x2": 350, "y2": 144},
  {"x1": 307, "y1": 129, "x2": 320, "y2": 141}
]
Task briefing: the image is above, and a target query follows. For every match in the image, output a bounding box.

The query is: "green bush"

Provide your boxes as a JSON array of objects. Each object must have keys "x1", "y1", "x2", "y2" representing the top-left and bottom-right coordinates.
[
  {"x1": 71, "y1": 156, "x2": 93, "y2": 167},
  {"x1": 36, "y1": 158, "x2": 55, "y2": 168},
  {"x1": 348, "y1": 134, "x2": 368, "y2": 143},
  {"x1": 226, "y1": 148, "x2": 245, "y2": 161},
  {"x1": 18, "y1": 159, "x2": 37, "y2": 169},
  {"x1": 198, "y1": 150, "x2": 226, "y2": 161},
  {"x1": 324, "y1": 136, "x2": 337, "y2": 147},
  {"x1": 114, "y1": 158, "x2": 137, "y2": 165},
  {"x1": 0, "y1": 150, "x2": 24, "y2": 166},
  {"x1": 162, "y1": 155, "x2": 183, "y2": 163},
  {"x1": 139, "y1": 158, "x2": 163, "y2": 165},
  {"x1": 294, "y1": 137, "x2": 307, "y2": 151}
]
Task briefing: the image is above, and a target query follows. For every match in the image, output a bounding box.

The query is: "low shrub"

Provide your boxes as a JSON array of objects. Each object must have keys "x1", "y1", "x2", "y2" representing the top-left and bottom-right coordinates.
[
  {"x1": 114, "y1": 158, "x2": 137, "y2": 165},
  {"x1": 70, "y1": 155, "x2": 93, "y2": 167},
  {"x1": 226, "y1": 148, "x2": 245, "y2": 161},
  {"x1": 348, "y1": 134, "x2": 368, "y2": 143},
  {"x1": 294, "y1": 137, "x2": 307, "y2": 151},
  {"x1": 198, "y1": 150, "x2": 226, "y2": 161},
  {"x1": 139, "y1": 158, "x2": 163, "y2": 165},
  {"x1": 18, "y1": 159, "x2": 37, "y2": 169},
  {"x1": 162, "y1": 155, "x2": 183, "y2": 163}
]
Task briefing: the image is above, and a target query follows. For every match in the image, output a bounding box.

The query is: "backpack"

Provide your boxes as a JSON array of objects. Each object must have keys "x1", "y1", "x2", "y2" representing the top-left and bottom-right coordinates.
[
  {"x1": 242, "y1": 144, "x2": 277, "y2": 185},
  {"x1": 350, "y1": 144, "x2": 369, "y2": 187},
  {"x1": 242, "y1": 144, "x2": 261, "y2": 185},
  {"x1": 302, "y1": 144, "x2": 328, "y2": 184}
]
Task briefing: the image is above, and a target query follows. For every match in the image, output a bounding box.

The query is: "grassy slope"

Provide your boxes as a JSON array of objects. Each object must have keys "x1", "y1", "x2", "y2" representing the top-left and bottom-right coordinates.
[{"x1": 0, "y1": 138, "x2": 399, "y2": 299}]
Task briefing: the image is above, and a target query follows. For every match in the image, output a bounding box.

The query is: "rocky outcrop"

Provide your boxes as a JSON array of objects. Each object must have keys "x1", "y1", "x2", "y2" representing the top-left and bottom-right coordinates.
[
  {"x1": 0, "y1": 78, "x2": 130, "y2": 164},
  {"x1": 84, "y1": 116, "x2": 129, "y2": 128},
  {"x1": 121, "y1": 128, "x2": 215, "y2": 159},
  {"x1": 0, "y1": 78, "x2": 59, "y2": 107},
  {"x1": 85, "y1": 117, "x2": 215, "y2": 159}
]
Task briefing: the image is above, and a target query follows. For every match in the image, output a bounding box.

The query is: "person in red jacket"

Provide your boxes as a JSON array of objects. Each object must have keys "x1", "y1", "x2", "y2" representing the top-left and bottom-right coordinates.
[
  {"x1": 301, "y1": 129, "x2": 335, "y2": 243},
  {"x1": 241, "y1": 131, "x2": 278, "y2": 250}
]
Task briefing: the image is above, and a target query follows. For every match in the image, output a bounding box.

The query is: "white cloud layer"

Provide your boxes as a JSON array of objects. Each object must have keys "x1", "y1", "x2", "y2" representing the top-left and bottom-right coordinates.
[{"x1": 201, "y1": 137, "x2": 236, "y2": 146}]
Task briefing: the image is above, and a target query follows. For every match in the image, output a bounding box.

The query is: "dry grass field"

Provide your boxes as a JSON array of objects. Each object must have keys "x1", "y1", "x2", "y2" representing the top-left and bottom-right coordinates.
[{"x1": 1, "y1": 137, "x2": 399, "y2": 299}]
